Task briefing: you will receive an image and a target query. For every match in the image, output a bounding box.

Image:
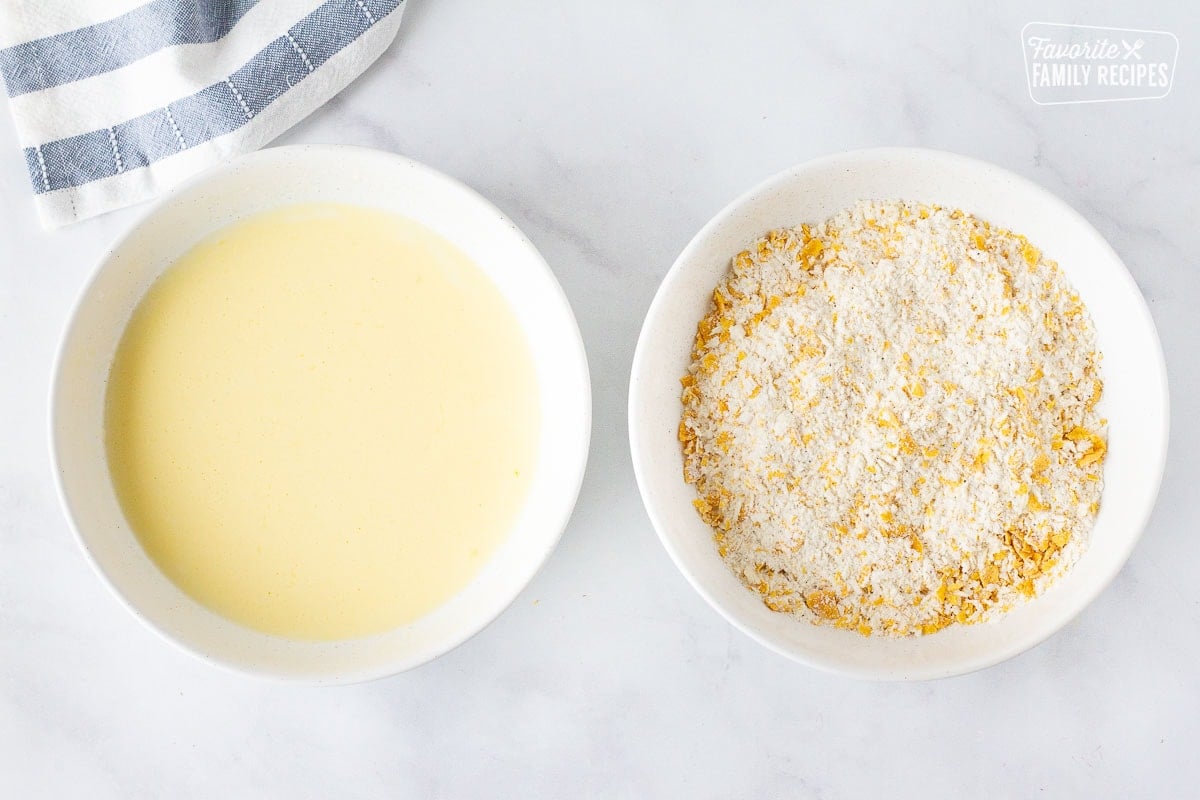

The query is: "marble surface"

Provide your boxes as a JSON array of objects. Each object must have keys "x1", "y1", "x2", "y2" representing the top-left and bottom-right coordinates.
[{"x1": 2, "y1": 1, "x2": 1197, "y2": 796}]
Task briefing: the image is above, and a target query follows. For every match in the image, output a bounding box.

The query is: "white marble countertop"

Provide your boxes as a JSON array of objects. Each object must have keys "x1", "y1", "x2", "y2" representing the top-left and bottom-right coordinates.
[{"x1": 2, "y1": 1, "x2": 1198, "y2": 796}]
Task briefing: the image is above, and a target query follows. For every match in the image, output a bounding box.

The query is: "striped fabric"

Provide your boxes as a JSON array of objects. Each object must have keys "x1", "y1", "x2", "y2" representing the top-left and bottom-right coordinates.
[{"x1": 0, "y1": 0, "x2": 405, "y2": 227}]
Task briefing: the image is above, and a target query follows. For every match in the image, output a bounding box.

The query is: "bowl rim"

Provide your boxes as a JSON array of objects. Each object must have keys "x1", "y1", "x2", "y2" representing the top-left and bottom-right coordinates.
[
  {"x1": 49, "y1": 143, "x2": 592, "y2": 684},
  {"x1": 628, "y1": 145, "x2": 1170, "y2": 680}
]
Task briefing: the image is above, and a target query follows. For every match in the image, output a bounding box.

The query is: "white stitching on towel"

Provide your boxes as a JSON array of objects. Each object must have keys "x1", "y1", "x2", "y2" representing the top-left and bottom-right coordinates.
[
  {"x1": 34, "y1": 146, "x2": 49, "y2": 191},
  {"x1": 225, "y1": 78, "x2": 253, "y2": 120},
  {"x1": 164, "y1": 106, "x2": 187, "y2": 151},
  {"x1": 353, "y1": 0, "x2": 377, "y2": 25},
  {"x1": 284, "y1": 32, "x2": 314, "y2": 72},
  {"x1": 107, "y1": 127, "x2": 124, "y2": 173}
]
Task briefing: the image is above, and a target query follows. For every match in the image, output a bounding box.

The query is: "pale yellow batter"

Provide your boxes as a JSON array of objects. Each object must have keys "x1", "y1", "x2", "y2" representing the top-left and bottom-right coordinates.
[{"x1": 105, "y1": 203, "x2": 539, "y2": 640}]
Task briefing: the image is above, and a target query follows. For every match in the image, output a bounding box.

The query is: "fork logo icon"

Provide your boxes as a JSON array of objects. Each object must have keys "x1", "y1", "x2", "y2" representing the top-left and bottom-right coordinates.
[{"x1": 1122, "y1": 39, "x2": 1145, "y2": 60}]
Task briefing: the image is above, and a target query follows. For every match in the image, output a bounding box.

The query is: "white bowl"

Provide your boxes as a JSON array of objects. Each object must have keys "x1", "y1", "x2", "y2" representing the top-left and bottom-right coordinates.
[
  {"x1": 52, "y1": 145, "x2": 591, "y2": 684},
  {"x1": 629, "y1": 147, "x2": 1168, "y2": 680}
]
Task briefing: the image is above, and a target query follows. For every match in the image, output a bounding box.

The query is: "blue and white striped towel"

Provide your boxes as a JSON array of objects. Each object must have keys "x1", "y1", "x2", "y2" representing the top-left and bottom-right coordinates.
[{"x1": 0, "y1": 0, "x2": 405, "y2": 228}]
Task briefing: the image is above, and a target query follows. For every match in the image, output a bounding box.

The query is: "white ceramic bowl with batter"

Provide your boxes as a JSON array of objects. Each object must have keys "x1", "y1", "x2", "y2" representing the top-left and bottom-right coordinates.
[
  {"x1": 52, "y1": 145, "x2": 591, "y2": 683},
  {"x1": 629, "y1": 148, "x2": 1168, "y2": 680}
]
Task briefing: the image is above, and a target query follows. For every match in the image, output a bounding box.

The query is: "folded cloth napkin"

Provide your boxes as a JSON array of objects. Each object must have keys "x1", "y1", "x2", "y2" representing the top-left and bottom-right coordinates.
[{"x1": 0, "y1": 0, "x2": 405, "y2": 228}]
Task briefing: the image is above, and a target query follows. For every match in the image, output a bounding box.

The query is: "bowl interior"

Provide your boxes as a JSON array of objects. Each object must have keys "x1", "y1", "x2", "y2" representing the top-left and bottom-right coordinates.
[
  {"x1": 630, "y1": 148, "x2": 1168, "y2": 680},
  {"x1": 53, "y1": 145, "x2": 590, "y2": 683}
]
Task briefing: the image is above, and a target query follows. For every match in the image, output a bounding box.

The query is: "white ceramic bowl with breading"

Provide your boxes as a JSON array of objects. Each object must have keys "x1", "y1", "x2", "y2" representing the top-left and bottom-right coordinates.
[
  {"x1": 629, "y1": 148, "x2": 1168, "y2": 680},
  {"x1": 52, "y1": 145, "x2": 591, "y2": 684}
]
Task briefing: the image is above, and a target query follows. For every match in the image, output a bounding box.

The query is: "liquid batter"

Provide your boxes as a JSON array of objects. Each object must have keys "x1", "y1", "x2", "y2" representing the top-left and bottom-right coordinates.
[{"x1": 105, "y1": 203, "x2": 539, "y2": 640}]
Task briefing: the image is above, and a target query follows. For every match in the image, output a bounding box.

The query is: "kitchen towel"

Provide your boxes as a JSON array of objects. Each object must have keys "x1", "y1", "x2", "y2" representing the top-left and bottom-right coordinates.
[{"x1": 0, "y1": 0, "x2": 405, "y2": 228}]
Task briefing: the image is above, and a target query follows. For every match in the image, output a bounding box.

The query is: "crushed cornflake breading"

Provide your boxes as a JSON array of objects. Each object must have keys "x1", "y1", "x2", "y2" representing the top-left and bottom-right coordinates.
[{"x1": 679, "y1": 200, "x2": 1106, "y2": 637}]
